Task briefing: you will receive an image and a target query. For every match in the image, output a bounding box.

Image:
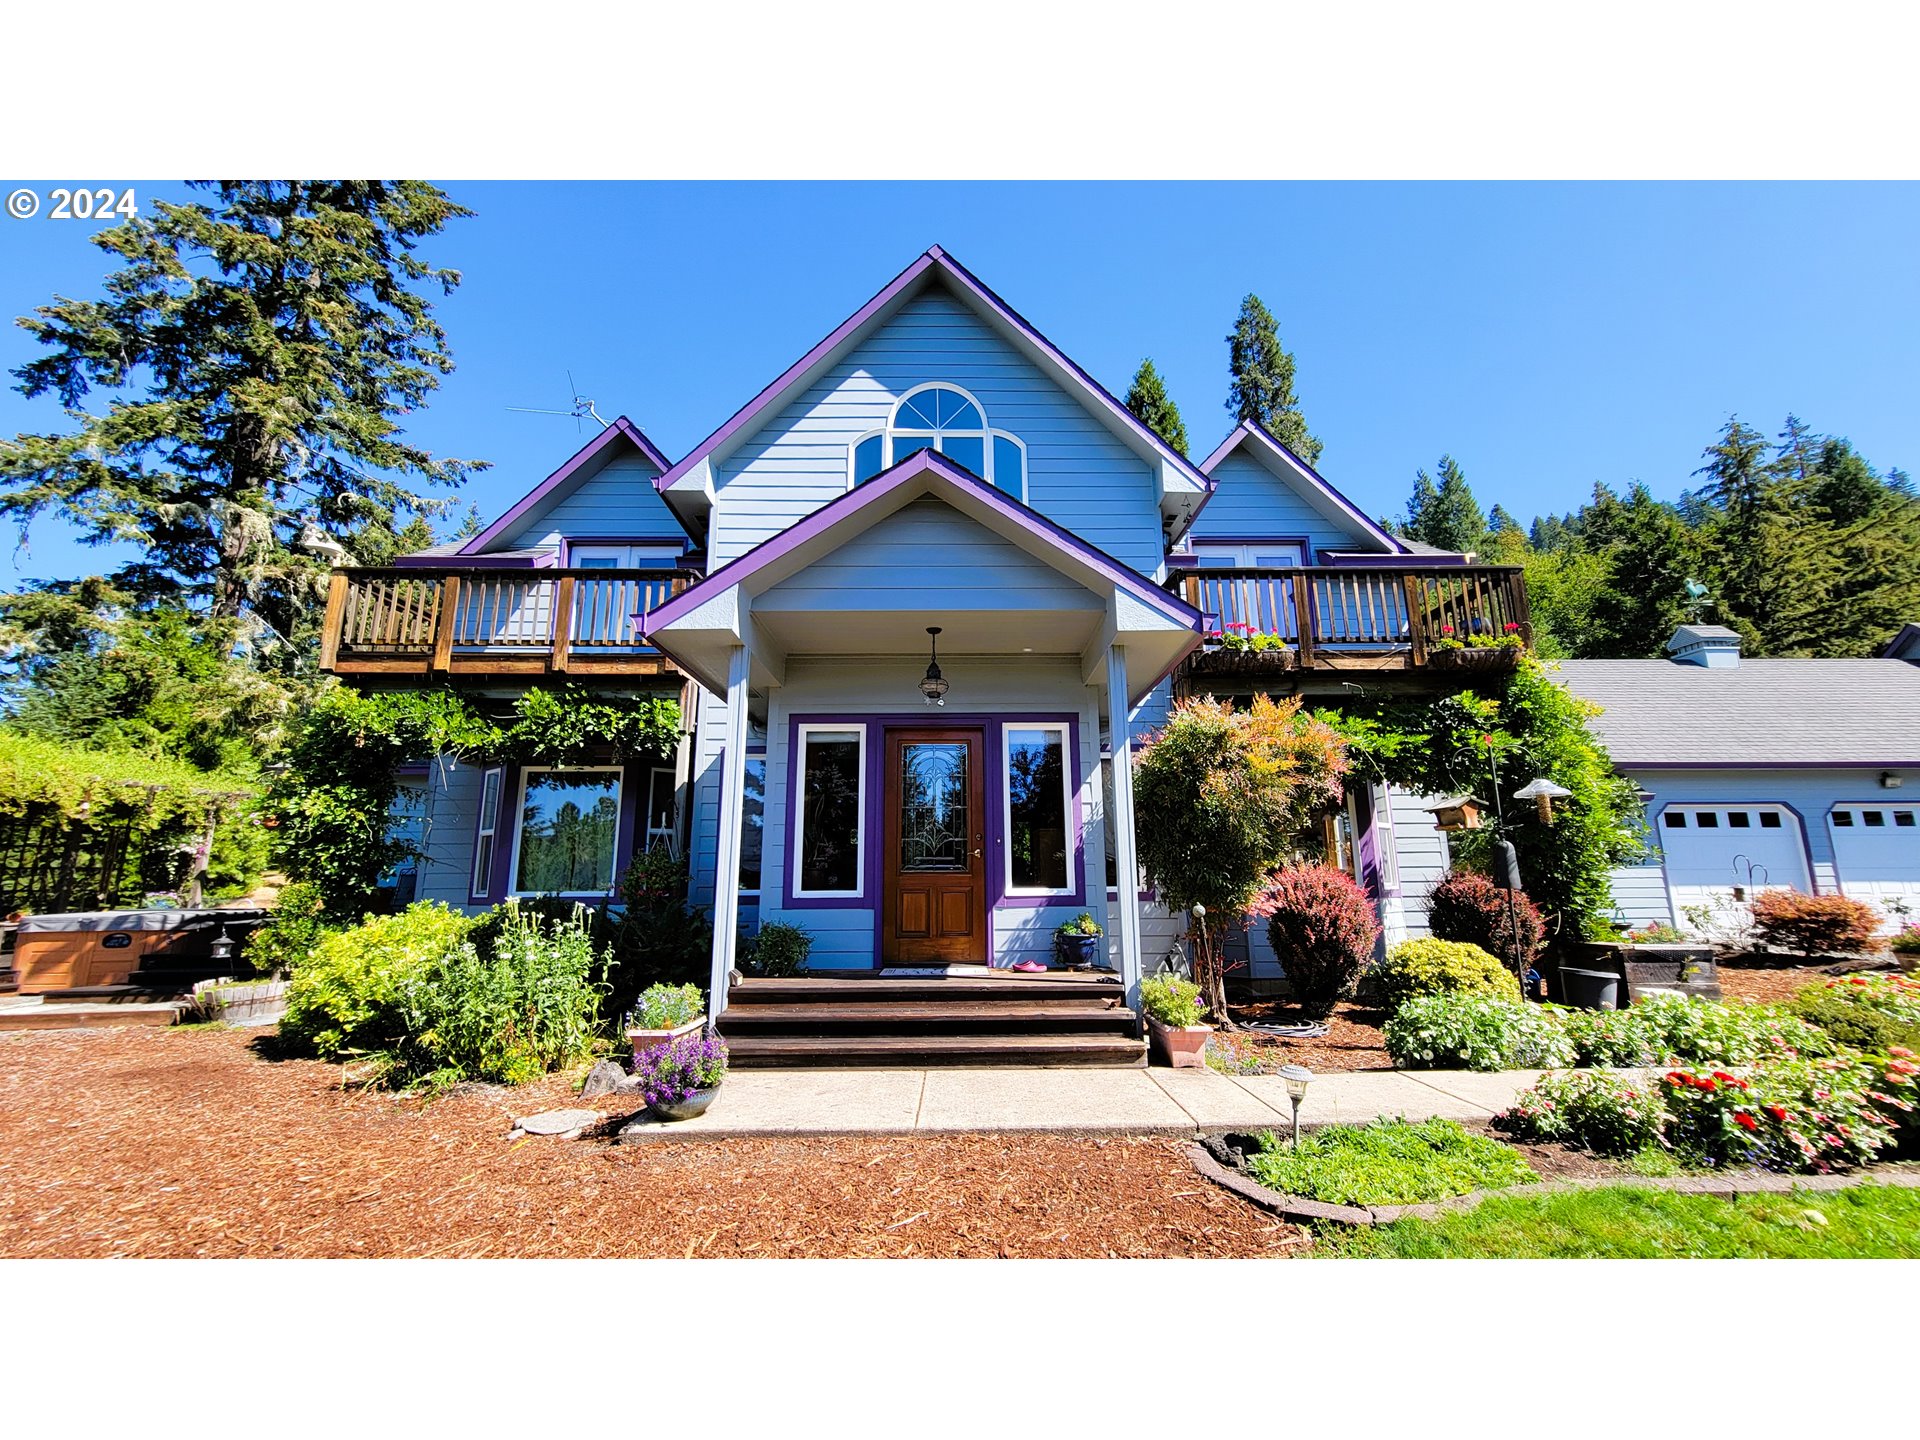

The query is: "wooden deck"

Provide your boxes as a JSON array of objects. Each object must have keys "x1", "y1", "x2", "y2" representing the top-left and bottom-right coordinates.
[{"x1": 319, "y1": 566, "x2": 692, "y2": 684}]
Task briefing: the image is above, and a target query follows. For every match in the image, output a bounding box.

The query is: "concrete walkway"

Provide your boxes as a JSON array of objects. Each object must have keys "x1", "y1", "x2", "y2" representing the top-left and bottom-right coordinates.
[{"x1": 613, "y1": 1066, "x2": 1560, "y2": 1142}]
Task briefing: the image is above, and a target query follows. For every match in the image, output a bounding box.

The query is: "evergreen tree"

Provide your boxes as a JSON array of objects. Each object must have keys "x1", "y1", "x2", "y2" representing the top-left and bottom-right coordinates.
[
  {"x1": 1, "y1": 181, "x2": 484, "y2": 645},
  {"x1": 1225, "y1": 293, "x2": 1321, "y2": 464},
  {"x1": 1487, "y1": 503, "x2": 1523, "y2": 537},
  {"x1": 1692, "y1": 416, "x2": 1782, "y2": 636},
  {"x1": 1123, "y1": 358, "x2": 1189, "y2": 457},
  {"x1": 1583, "y1": 483, "x2": 1701, "y2": 657},
  {"x1": 1400, "y1": 455, "x2": 1488, "y2": 553}
]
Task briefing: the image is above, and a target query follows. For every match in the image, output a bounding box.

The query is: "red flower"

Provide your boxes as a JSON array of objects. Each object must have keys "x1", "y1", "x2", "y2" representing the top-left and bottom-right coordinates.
[
  {"x1": 1733, "y1": 1111, "x2": 1758, "y2": 1131},
  {"x1": 1503, "y1": 621, "x2": 1520, "y2": 632},
  {"x1": 1441, "y1": 624, "x2": 1455, "y2": 635},
  {"x1": 1766, "y1": 1105, "x2": 1788, "y2": 1121}
]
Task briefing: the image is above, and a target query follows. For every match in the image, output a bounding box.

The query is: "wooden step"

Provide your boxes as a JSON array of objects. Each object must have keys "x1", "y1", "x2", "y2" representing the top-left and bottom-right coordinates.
[
  {"x1": 719, "y1": 1001, "x2": 1138, "y2": 1036},
  {"x1": 723, "y1": 1032, "x2": 1149, "y2": 1069},
  {"x1": 728, "y1": 976, "x2": 1125, "y2": 1005}
]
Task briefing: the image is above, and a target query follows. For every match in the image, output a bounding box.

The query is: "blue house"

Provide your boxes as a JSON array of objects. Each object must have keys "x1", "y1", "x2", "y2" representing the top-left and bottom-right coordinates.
[{"x1": 321, "y1": 246, "x2": 1537, "y2": 1062}]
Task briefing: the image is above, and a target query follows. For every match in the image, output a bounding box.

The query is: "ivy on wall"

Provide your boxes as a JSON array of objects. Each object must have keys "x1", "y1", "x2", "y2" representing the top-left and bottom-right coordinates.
[
  {"x1": 268, "y1": 686, "x2": 682, "y2": 913},
  {"x1": 1312, "y1": 656, "x2": 1646, "y2": 940}
]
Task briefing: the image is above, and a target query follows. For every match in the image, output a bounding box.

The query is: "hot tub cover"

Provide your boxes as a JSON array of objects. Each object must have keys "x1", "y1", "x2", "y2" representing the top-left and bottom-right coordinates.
[{"x1": 16, "y1": 908, "x2": 272, "y2": 934}]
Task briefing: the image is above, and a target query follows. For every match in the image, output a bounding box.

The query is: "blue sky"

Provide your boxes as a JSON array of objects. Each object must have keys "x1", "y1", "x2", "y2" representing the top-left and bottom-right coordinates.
[{"x1": 2, "y1": 181, "x2": 1916, "y2": 584}]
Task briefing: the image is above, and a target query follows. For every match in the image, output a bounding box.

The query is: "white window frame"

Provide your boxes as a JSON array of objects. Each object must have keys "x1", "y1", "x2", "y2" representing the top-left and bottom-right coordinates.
[
  {"x1": 569, "y1": 542, "x2": 683, "y2": 569},
  {"x1": 643, "y1": 765, "x2": 679, "y2": 855},
  {"x1": 1003, "y1": 722, "x2": 1076, "y2": 898},
  {"x1": 844, "y1": 383, "x2": 1028, "y2": 502},
  {"x1": 507, "y1": 764, "x2": 625, "y2": 898},
  {"x1": 470, "y1": 766, "x2": 504, "y2": 899},
  {"x1": 793, "y1": 725, "x2": 867, "y2": 899},
  {"x1": 1192, "y1": 540, "x2": 1307, "y2": 567},
  {"x1": 739, "y1": 754, "x2": 767, "y2": 896}
]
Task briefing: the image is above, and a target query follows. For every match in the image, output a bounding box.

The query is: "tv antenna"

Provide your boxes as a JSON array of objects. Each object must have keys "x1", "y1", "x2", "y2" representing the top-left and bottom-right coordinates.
[{"x1": 508, "y1": 371, "x2": 611, "y2": 432}]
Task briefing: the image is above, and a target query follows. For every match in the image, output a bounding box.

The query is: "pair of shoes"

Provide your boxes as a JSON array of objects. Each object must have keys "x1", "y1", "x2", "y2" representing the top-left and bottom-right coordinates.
[{"x1": 1010, "y1": 959, "x2": 1049, "y2": 973}]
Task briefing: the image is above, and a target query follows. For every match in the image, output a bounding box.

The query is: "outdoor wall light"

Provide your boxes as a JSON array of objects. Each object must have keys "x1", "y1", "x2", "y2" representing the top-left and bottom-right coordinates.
[
  {"x1": 1881, "y1": 772, "x2": 1904, "y2": 790},
  {"x1": 1513, "y1": 777, "x2": 1574, "y2": 823},
  {"x1": 918, "y1": 626, "x2": 949, "y2": 706},
  {"x1": 1276, "y1": 1064, "x2": 1313, "y2": 1149}
]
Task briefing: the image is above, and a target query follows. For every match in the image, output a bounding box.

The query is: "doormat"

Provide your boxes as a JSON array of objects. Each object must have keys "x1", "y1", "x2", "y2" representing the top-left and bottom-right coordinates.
[{"x1": 877, "y1": 965, "x2": 998, "y2": 978}]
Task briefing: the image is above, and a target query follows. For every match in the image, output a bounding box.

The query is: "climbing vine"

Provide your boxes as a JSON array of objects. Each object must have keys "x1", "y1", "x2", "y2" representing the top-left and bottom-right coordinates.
[
  {"x1": 268, "y1": 686, "x2": 681, "y2": 913},
  {"x1": 1312, "y1": 655, "x2": 1645, "y2": 940}
]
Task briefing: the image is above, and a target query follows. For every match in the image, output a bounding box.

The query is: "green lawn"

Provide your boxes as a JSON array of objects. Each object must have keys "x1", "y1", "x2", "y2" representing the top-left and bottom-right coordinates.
[{"x1": 1313, "y1": 1182, "x2": 1920, "y2": 1258}]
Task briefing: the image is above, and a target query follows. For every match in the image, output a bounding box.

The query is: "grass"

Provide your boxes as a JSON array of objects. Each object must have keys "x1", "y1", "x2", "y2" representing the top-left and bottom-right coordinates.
[
  {"x1": 1247, "y1": 1117, "x2": 1538, "y2": 1206},
  {"x1": 1313, "y1": 1182, "x2": 1920, "y2": 1257}
]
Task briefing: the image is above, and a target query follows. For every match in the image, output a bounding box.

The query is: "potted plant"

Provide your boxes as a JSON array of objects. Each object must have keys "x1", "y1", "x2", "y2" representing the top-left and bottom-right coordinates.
[
  {"x1": 1054, "y1": 912, "x2": 1104, "y2": 968},
  {"x1": 633, "y1": 1030, "x2": 728, "y2": 1121},
  {"x1": 626, "y1": 981, "x2": 706, "y2": 1062},
  {"x1": 747, "y1": 920, "x2": 813, "y2": 976},
  {"x1": 1140, "y1": 972, "x2": 1211, "y2": 1068}
]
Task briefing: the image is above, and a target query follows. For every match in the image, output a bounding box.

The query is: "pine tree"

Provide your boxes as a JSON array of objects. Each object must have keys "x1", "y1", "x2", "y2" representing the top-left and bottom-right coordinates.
[
  {"x1": 1692, "y1": 417, "x2": 1780, "y2": 633},
  {"x1": 1225, "y1": 293, "x2": 1321, "y2": 464},
  {"x1": 1400, "y1": 455, "x2": 1488, "y2": 553},
  {"x1": 1, "y1": 181, "x2": 484, "y2": 645},
  {"x1": 1487, "y1": 503, "x2": 1523, "y2": 537},
  {"x1": 1123, "y1": 358, "x2": 1189, "y2": 457}
]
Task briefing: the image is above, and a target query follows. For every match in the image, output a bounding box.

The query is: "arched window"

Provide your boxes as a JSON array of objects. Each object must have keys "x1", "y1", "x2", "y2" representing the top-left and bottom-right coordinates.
[{"x1": 850, "y1": 383, "x2": 1027, "y2": 500}]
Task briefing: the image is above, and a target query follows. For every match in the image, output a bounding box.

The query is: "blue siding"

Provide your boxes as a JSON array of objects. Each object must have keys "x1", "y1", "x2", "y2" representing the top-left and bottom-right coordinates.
[
  {"x1": 711, "y1": 287, "x2": 1164, "y2": 576},
  {"x1": 504, "y1": 454, "x2": 678, "y2": 552},
  {"x1": 418, "y1": 756, "x2": 483, "y2": 909},
  {"x1": 1192, "y1": 449, "x2": 1366, "y2": 554}
]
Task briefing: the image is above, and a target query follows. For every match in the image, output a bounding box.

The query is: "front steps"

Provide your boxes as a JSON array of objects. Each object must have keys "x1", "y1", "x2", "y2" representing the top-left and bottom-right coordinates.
[{"x1": 717, "y1": 974, "x2": 1146, "y2": 1068}]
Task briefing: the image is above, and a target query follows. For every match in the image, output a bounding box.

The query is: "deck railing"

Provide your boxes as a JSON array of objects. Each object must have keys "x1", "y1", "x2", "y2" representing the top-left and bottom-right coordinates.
[
  {"x1": 319, "y1": 567, "x2": 692, "y2": 681},
  {"x1": 1170, "y1": 564, "x2": 1531, "y2": 668}
]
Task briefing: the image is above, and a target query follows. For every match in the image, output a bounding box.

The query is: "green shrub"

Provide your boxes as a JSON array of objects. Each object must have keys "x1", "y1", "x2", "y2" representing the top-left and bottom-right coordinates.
[
  {"x1": 1564, "y1": 993, "x2": 1837, "y2": 1068},
  {"x1": 1660, "y1": 1054, "x2": 1914, "y2": 1173},
  {"x1": 279, "y1": 901, "x2": 476, "y2": 1060},
  {"x1": 244, "y1": 881, "x2": 336, "y2": 977},
  {"x1": 1140, "y1": 973, "x2": 1204, "y2": 1028},
  {"x1": 629, "y1": 981, "x2": 704, "y2": 1029},
  {"x1": 1891, "y1": 925, "x2": 1920, "y2": 957},
  {"x1": 609, "y1": 847, "x2": 713, "y2": 1004},
  {"x1": 1383, "y1": 993, "x2": 1575, "y2": 1071},
  {"x1": 1373, "y1": 938, "x2": 1520, "y2": 1013},
  {"x1": 1247, "y1": 1117, "x2": 1538, "y2": 1206},
  {"x1": 396, "y1": 900, "x2": 608, "y2": 1086},
  {"x1": 1494, "y1": 1070, "x2": 1670, "y2": 1156},
  {"x1": 1786, "y1": 973, "x2": 1920, "y2": 1053},
  {"x1": 749, "y1": 921, "x2": 813, "y2": 977}
]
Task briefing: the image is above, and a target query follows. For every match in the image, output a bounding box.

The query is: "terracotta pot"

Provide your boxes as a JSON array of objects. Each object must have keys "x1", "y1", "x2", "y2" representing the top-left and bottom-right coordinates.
[
  {"x1": 627, "y1": 1017, "x2": 705, "y2": 1063},
  {"x1": 1148, "y1": 1017, "x2": 1213, "y2": 1068}
]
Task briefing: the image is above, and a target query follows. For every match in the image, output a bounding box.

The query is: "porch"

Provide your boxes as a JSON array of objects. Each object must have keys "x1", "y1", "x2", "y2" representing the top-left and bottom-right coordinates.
[{"x1": 317, "y1": 566, "x2": 694, "y2": 684}]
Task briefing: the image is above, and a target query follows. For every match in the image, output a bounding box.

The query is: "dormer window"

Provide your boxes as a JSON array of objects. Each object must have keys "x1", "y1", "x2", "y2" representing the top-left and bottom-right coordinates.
[{"x1": 850, "y1": 383, "x2": 1027, "y2": 500}]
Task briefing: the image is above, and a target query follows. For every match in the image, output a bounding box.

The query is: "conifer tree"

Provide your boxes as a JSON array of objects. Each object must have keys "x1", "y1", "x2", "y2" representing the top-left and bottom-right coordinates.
[
  {"x1": 1400, "y1": 455, "x2": 1488, "y2": 553},
  {"x1": 1225, "y1": 293, "x2": 1321, "y2": 464},
  {"x1": 1123, "y1": 358, "x2": 1189, "y2": 456}
]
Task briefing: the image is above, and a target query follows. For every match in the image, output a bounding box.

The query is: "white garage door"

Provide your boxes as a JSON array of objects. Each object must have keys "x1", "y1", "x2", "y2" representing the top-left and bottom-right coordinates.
[
  {"x1": 1829, "y1": 804, "x2": 1920, "y2": 929},
  {"x1": 1659, "y1": 804, "x2": 1811, "y2": 931}
]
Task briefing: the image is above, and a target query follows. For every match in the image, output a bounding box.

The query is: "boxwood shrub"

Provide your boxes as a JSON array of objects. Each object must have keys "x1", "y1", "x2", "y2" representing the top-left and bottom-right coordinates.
[{"x1": 1372, "y1": 938, "x2": 1520, "y2": 1014}]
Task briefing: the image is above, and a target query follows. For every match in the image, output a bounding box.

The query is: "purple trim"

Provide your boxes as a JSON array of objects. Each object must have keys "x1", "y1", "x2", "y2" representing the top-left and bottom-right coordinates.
[
  {"x1": 494, "y1": 757, "x2": 639, "y2": 900},
  {"x1": 653, "y1": 246, "x2": 1211, "y2": 499},
  {"x1": 1320, "y1": 551, "x2": 1473, "y2": 567},
  {"x1": 461, "y1": 417, "x2": 674, "y2": 556},
  {"x1": 643, "y1": 448, "x2": 1203, "y2": 640},
  {"x1": 1195, "y1": 421, "x2": 1411, "y2": 556},
  {"x1": 557, "y1": 534, "x2": 688, "y2": 567},
  {"x1": 1621, "y1": 762, "x2": 1920, "y2": 771},
  {"x1": 394, "y1": 761, "x2": 431, "y2": 779},
  {"x1": 1169, "y1": 534, "x2": 1315, "y2": 570},
  {"x1": 474, "y1": 763, "x2": 512, "y2": 905},
  {"x1": 1650, "y1": 799, "x2": 1821, "y2": 897}
]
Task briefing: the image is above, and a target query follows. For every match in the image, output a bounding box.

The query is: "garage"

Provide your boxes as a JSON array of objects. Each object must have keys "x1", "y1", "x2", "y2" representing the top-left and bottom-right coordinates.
[
  {"x1": 1657, "y1": 803, "x2": 1811, "y2": 926},
  {"x1": 1829, "y1": 803, "x2": 1920, "y2": 927}
]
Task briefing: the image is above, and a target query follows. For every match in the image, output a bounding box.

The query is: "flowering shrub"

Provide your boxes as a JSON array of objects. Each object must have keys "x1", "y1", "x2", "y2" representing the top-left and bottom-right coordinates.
[
  {"x1": 1749, "y1": 889, "x2": 1886, "y2": 959},
  {"x1": 1425, "y1": 870, "x2": 1545, "y2": 969},
  {"x1": 1212, "y1": 622, "x2": 1291, "y2": 653},
  {"x1": 1252, "y1": 864, "x2": 1380, "y2": 1018},
  {"x1": 1563, "y1": 993, "x2": 1836, "y2": 1068},
  {"x1": 1140, "y1": 973, "x2": 1205, "y2": 1028},
  {"x1": 1621, "y1": 922, "x2": 1687, "y2": 945},
  {"x1": 633, "y1": 1030, "x2": 728, "y2": 1109},
  {"x1": 1383, "y1": 993, "x2": 1576, "y2": 1071},
  {"x1": 1372, "y1": 938, "x2": 1520, "y2": 1014},
  {"x1": 628, "y1": 981, "x2": 704, "y2": 1030},
  {"x1": 1891, "y1": 924, "x2": 1920, "y2": 958},
  {"x1": 1495, "y1": 1070, "x2": 1670, "y2": 1156},
  {"x1": 1661, "y1": 1053, "x2": 1915, "y2": 1173},
  {"x1": 1787, "y1": 973, "x2": 1920, "y2": 1052}
]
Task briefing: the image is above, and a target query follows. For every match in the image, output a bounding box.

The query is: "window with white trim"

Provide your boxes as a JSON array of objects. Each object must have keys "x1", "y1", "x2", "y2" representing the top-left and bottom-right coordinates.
[
  {"x1": 1006, "y1": 724, "x2": 1073, "y2": 895},
  {"x1": 471, "y1": 766, "x2": 503, "y2": 898},
  {"x1": 1191, "y1": 540, "x2": 1307, "y2": 567},
  {"x1": 570, "y1": 542, "x2": 683, "y2": 569},
  {"x1": 511, "y1": 766, "x2": 623, "y2": 896},
  {"x1": 794, "y1": 727, "x2": 865, "y2": 897},
  {"x1": 849, "y1": 383, "x2": 1027, "y2": 500}
]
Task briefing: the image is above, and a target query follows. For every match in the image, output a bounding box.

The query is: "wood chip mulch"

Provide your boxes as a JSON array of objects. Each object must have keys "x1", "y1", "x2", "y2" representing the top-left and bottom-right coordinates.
[
  {"x1": 0, "y1": 1027, "x2": 1306, "y2": 1259},
  {"x1": 1715, "y1": 964, "x2": 1827, "y2": 1005},
  {"x1": 1215, "y1": 1000, "x2": 1393, "y2": 1072}
]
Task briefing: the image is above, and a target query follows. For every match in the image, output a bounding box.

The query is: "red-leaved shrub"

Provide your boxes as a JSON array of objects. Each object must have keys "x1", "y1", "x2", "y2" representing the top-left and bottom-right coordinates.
[
  {"x1": 1748, "y1": 889, "x2": 1886, "y2": 960},
  {"x1": 1425, "y1": 870, "x2": 1546, "y2": 969},
  {"x1": 1251, "y1": 864, "x2": 1380, "y2": 1017}
]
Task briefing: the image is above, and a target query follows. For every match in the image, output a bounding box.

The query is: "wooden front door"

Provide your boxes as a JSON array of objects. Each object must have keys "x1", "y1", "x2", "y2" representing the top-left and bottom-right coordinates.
[{"x1": 883, "y1": 727, "x2": 988, "y2": 964}]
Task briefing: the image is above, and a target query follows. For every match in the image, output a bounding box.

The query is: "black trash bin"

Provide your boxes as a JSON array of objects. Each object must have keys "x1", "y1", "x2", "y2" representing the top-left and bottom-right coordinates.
[{"x1": 1556, "y1": 965, "x2": 1622, "y2": 1010}]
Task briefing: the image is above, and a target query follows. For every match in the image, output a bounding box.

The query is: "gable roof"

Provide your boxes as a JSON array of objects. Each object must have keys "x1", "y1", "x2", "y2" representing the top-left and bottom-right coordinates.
[
  {"x1": 651, "y1": 246, "x2": 1212, "y2": 529},
  {"x1": 1555, "y1": 658, "x2": 1920, "y2": 768},
  {"x1": 1195, "y1": 421, "x2": 1411, "y2": 555},
  {"x1": 459, "y1": 416, "x2": 676, "y2": 555}
]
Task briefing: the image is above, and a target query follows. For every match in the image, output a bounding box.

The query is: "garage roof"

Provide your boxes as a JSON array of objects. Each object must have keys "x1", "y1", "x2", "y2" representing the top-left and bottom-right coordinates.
[{"x1": 1555, "y1": 658, "x2": 1920, "y2": 768}]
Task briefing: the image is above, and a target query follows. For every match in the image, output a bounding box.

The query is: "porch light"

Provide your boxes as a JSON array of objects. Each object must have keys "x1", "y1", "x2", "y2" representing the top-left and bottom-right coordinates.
[
  {"x1": 1277, "y1": 1064, "x2": 1313, "y2": 1149},
  {"x1": 919, "y1": 626, "x2": 949, "y2": 706},
  {"x1": 1881, "y1": 772, "x2": 1904, "y2": 790},
  {"x1": 1512, "y1": 777, "x2": 1573, "y2": 823}
]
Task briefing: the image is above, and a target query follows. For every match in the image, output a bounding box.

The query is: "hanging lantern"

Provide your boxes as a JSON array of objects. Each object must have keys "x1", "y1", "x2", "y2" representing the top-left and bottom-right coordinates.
[{"x1": 918, "y1": 626, "x2": 949, "y2": 707}]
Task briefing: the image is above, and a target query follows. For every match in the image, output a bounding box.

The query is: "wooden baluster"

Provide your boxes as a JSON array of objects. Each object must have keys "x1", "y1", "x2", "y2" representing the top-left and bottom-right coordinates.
[
  {"x1": 432, "y1": 576, "x2": 459, "y2": 672},
  {"x1": 1402, "y1": 574, "x2": 1427, "y2": 664},
  {"x1": 551, "y1": 575, "x2": 575, "y2": 672},
  {"x1": 1293, "y1": 573, "x2": 1316, "y2": 667},
  {"x1": 320, "y1": 572, "x2": 348, "y2": 668}
]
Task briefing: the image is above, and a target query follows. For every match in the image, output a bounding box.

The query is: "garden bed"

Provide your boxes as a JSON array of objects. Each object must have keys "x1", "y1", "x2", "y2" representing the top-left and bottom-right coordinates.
[{"x1": 1211, "y1": 999, "x2": 1393, "y2": 1073}]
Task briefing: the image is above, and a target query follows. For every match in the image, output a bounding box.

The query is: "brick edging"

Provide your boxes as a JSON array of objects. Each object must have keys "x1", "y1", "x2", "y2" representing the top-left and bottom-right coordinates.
[{"x1": 1182, "y1": 1142, "x2": 1920, "y2": 1226}]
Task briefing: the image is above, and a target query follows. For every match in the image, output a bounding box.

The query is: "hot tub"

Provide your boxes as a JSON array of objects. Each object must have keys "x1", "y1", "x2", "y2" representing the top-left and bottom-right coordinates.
[{"x1": 13, "y1": 908, "x2": 271, "y2": 995}]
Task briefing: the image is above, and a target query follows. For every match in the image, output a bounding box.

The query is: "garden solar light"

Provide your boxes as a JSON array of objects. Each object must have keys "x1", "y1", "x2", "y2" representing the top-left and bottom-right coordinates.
[
  {"x1": 918, "y1": 626, "x2": 949, "y2": 706},
  {"x1": 1277, "y1": 1064, "x2": 1312, "y2": 1148},
  {"x1": 1512, "y1": 776, "x2": 1573, "y2": 823}
]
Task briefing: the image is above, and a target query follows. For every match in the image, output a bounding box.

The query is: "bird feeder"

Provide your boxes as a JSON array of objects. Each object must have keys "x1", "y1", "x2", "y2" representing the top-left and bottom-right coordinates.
[
  {"x1": 1512, "y1": 777, "x2": 1574, "y2": 823},
  {"x1": 1424, "y1": 795, "x2": 1484, "y2": 833}
]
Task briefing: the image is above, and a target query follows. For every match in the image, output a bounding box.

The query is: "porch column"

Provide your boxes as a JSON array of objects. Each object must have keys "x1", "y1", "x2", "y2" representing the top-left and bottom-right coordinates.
[
  {"x1": 1104, "y1": 643, "x2": 1144, "y2": 1004},
  {"x1": 707, "y1": 643, "x2": 752, "y2": 1021}
]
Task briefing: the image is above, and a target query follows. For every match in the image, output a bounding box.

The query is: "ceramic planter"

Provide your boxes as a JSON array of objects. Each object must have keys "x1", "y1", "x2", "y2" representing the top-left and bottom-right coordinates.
[
  {"x1": 649, "y1": 1086, "x2": 720, "y2": 1122},
  {"x1": 1057, "y1": 932, "x2": 1103, "y2": 967},
  {"x1": 1148, "y1": 1017, "x2": 1212, "y2": 1068},
  {"x1": 627, "y1": 1016, "x2": 705, "y2": 1062}
]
